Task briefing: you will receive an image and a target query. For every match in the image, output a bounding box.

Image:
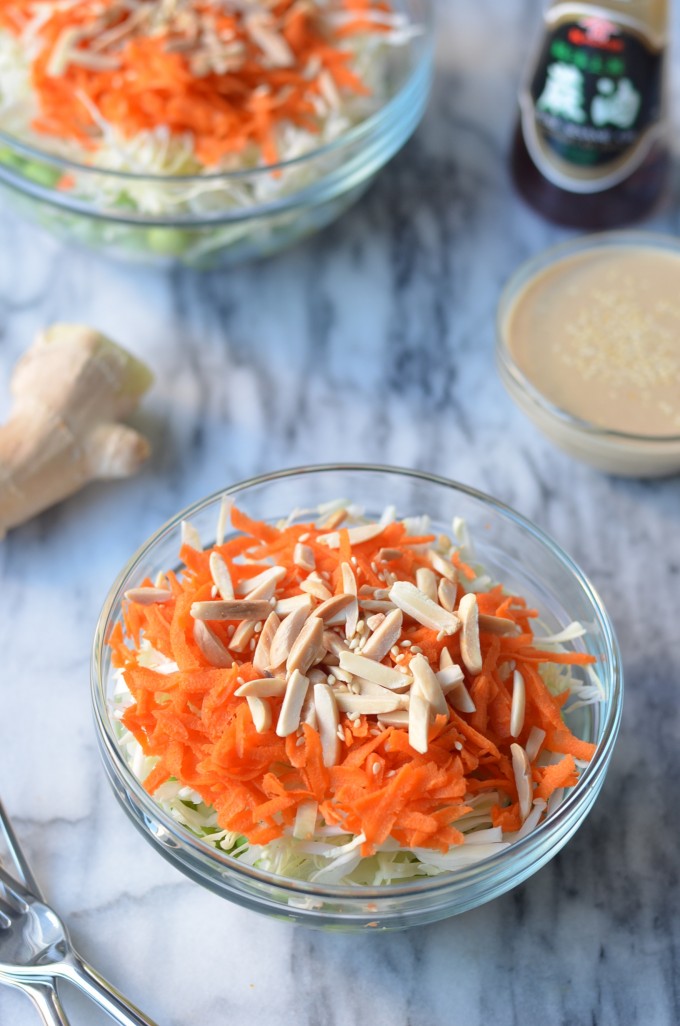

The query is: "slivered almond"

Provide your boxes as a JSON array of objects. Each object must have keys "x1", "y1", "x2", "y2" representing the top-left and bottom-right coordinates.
[
  {"x1": 359, "y1": 608, "x2": 403, "y2": 662},
  {"x1": 510, "y1": 669, "x2": 526, "y2": 737},
  {"x1": 428, "y1": 549, "x2": 458, "y2": 583},
  {"x1": 511, "y1": 743, "x2": 533, "y2": 821},
  {"x1": 191, "y1": 599, "x2": 272, "y2": 621},
  {"x1": 317, "y1": 523, "x2": 386, "y2": 548},
  {"x1": 448, "y1": 683, "x2": 476, "y2": 714},
  {"x1": 293, "y1": 800, "x2": 318, "y2": 840},
  {"x1": 181, "y1": 520, "x2": 202, "y2": 551},
  {"x1": 276, "y1": 670, "x2": 309, "y2": 737},
  {"x1": 269, "y1": 602, "x2": 312, "y2": 668},
  {"x1": 299, "y1": 572, "x2": 333, "y2": 602},
  {"x1": 339, "y1": 651, "x2": 410, "y2": 690},
  {"x1": 323, "y1": 631, "x2": 349, "y2": 659},
  {"x1": 209, "y1": 551, "x2": 234, "y2": 600},
  {"x1": 409, "y1": 693, "x2": 430, "y2": 754},
  {"x1": 334, "y1": 693, "x2": 402, "y2": 715},
  {"x1": 301, "y1": 690, "x2": 318, "y2": 730},
  {"x1": 389, "y1": 581, "x2": 460, "y2": 634},
  {"x1": 246, "y1": 696, "x2": 272, "y2": 734},
  {"x1": 525, "y1": 726, "x2": 546, "y2": 763},
  {"x1": 415, "y1": 568, "x2": 438, "y2": 603},
  {"x1": 459, "y1": 593, "x2": 483, "y2": 674},
  {"x1": 244, "y1": 11, "x2": 295, "y2": 68},
  {"x1": 479, "y1": 613, "x2": 520, "y2": 636},
  {"x1": 286, "y1": 615, "x2": 325, "y2": 675},
  {"x1": 377, "y1": 548, "x2": 403, "y2": 562},
  {"x1": 236, "y1": 566, "x2": 287, "y2": 599},
  {"x1": 252, "y1": 610, "x2": 280, "y2": 673},
  {"x1": 124, "y1": 587, "x2": 172, "y2": 605},
  {"x1": 440, "y1": 647, "x2": 454, "y2": 670},
  {"x1": 355, "y1": 679, "x2": 409, "y2": 704},
  {"x1": 314, "y1": 683, "x2": 340, "y2": 767},
  {"x1": 235, "y1": 677, "x2": 287, "y2": 698},
  {"x1": 215, "y1": 494, "x2": 233, "y2": 547},
  {"x1": 376, "y1": 710, "x2": 410, "y2": 727},
  {"x1": 293, "y1": 543, "x2": 316, "y2": 571},
  {"x1": 359, "y1": 600, "x2": 396, "y2": 612},
  {"x1": 311, "y1": 594, "x2": 354, "y2": 624},
  {"x1": 229, "y1": 620, "x2": 257, "y2": 652},
  {"x1": 276, "y1": 594, "x2": 313, "y2": 616},
  {"x1": 193, "y1": 620, "x2": 233, "y2": 668},
  {"x1": 436, "y1": 663, "x2": 465, "y2": 692},
  {"x1": 438, "y1": 577, "x2": 457, "y2": 613},
  {"x1": 365, "y1": 613, "x2": 386, "y2": 631},
  {"x1": 410, "y1": 653, "x2": 448, "y2": 716},
  {"x1": 341, "y1": 562, "x2": 358, "y2": 640},
  {"x1": 318, "y1": 507, "x2": 348, "y2": 530}
]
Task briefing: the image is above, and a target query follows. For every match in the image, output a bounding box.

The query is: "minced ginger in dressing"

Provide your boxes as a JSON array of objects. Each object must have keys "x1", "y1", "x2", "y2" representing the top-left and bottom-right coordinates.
[{"x1": 504, "y1": 245, "x2": 680, "y2": 437}]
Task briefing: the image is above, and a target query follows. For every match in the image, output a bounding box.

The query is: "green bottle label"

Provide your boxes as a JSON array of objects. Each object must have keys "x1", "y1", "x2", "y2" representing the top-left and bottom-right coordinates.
[{"x1": 519, "y1": 8, "x2": 664, "y2": 193}]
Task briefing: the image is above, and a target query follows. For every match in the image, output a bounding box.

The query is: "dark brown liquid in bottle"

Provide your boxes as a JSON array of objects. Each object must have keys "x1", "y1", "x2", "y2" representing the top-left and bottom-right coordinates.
[
  {"x1": 512, "y1": 2, "x2": 669, "y2": 228},
  {"x1": 511, "y1": 123, "x2": 669, "y2": 229}
]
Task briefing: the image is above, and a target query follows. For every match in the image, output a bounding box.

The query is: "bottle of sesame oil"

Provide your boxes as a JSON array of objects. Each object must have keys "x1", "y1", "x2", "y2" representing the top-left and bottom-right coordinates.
[{"x1": 511, "y1": 0, "x2": 669, "y2": 227}]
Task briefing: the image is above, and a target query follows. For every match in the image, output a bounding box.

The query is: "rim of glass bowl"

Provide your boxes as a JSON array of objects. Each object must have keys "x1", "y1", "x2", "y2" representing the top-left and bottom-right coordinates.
[
  {"x1": 91, "y1": 463, "x2": 623, "y2": 903},
  {"x1": 0, "y1": 1, "x2": 433, "y2": 224},
  {"x1": 496, "y1": 230, "x2": 680, "y2": 449}
]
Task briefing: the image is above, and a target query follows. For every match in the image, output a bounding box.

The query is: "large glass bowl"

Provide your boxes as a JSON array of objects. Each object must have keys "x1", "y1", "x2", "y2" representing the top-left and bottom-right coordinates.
[
  {"x1": 0, "y1": 0, "x2": 432, "y2": 269},
  {"x1": 91, "y1": 465, "x2": 622, "y2": 930}
]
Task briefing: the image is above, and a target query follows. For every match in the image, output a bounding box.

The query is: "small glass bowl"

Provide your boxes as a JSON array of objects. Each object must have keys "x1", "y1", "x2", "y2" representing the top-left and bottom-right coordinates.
[
  {"x1": 91, "y1": 465, "x2": 622, "y2": 931},
  {"x1": 496, "y1": 232, "x2": 680, "y2": 478},
  {"x1": 0, "y1": 0, "x2": 432, "y2": 269}
]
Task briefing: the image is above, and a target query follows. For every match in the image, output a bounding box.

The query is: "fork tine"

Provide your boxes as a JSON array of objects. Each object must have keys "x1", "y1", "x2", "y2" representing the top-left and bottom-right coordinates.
[
  {"x1": 0, "y1": 862, "x2": 33, "y2": 906},
  {"x1": 0, "y1": 798, "x2": 42, "y2": 898}
]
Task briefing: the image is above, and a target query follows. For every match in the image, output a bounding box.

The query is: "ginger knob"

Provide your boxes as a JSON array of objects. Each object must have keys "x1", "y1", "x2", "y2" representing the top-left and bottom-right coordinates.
[{"x1": 0, "y1": 324, "x2": 153, "y2": 536}]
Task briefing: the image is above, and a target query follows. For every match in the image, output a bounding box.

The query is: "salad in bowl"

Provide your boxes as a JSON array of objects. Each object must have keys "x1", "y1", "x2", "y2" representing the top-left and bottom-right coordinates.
[
  {"x1": 92, "y1": 466, "x2": 622, "y2": 929},
  {"x1": 0, "y1": 0, "x2": 432, "y2": 266}
]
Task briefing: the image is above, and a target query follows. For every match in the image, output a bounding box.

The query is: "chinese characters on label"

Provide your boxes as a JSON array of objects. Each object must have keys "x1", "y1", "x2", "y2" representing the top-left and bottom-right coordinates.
[{"x1": 537, "y1": 62, "x2": 641, "y2": 129}]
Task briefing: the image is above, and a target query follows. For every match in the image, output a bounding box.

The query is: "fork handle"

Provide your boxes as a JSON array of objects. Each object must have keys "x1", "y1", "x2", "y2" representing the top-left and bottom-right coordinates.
[
  {"x1": 23, "y1": 981, "x2": 72, "y2": 1026},
  {"x1": 59, "y1": 956, "x2": 159, "y2": 1026},
  {"x1": 1, "y1": 977, "x2": 71, "y2": 1026}
]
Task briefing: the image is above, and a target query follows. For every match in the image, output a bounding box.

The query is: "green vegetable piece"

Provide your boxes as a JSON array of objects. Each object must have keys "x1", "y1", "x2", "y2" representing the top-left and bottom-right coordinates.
[
  {"x1": 146, "y1": 226, "x2": 192, "y2": 255},
  {"x1": 21, "y1": 160, "x2": 62, "y2": 188}
]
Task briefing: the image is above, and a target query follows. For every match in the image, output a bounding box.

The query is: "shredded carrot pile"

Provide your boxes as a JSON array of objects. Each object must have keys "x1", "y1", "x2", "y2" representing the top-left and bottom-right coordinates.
[
  {"x1": 110, "y1": 504, "x2": 598, "y2": 860},
  {"x1": 0, "y1": 0, "x2": 397, "y2": 166}
]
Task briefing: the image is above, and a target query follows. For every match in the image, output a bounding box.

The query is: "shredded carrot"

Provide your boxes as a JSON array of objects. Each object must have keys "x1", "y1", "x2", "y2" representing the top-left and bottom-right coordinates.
[
  {"x1": 0, "y1": 0, "x2": 399, "y2": 167},
  {"x1": 110, "y1": 502, "x2": 602, "y2": 861}
]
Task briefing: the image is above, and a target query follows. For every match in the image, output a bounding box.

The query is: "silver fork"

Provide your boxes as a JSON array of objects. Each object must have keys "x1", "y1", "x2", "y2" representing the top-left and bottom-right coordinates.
[
  {"x1": 0, "y1": 823, "x2": 159, "y2": 1026},
  {"x1": 0, "y1": 798, "x2": 71, "y2": 1026}
]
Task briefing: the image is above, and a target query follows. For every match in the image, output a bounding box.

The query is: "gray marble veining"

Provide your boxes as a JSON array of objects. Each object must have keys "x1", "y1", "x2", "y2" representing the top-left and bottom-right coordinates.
[{"x1": 1, "y1": 2, "x2": 679, "y2": 1023}]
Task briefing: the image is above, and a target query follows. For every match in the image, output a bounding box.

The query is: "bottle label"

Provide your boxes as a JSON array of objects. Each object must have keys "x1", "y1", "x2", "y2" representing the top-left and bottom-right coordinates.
[{"x1": 519, "y1": 6, "x2": 664, "y2": 193}]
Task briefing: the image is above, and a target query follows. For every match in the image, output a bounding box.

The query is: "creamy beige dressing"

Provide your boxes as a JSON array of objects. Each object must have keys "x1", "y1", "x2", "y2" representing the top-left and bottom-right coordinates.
[{"x1": 504, "y1": 246, "x2": 680, "y2": 437}]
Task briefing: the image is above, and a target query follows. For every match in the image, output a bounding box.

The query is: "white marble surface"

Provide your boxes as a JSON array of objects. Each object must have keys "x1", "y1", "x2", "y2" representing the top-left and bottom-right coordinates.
[{"x1": 1, "y1": 2, "x2": 680, "y2": 1024}]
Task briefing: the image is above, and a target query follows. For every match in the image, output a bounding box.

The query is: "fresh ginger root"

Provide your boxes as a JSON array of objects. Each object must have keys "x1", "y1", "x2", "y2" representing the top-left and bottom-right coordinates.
[{"x1": 0, "y1": 324, "x2": 153, "y2": 537}]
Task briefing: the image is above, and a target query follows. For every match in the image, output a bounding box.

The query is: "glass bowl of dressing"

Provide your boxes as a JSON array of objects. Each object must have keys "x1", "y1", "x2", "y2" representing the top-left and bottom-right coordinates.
[{"x1": 497, "y1": 232, "x2": 680, "y2": 477}]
